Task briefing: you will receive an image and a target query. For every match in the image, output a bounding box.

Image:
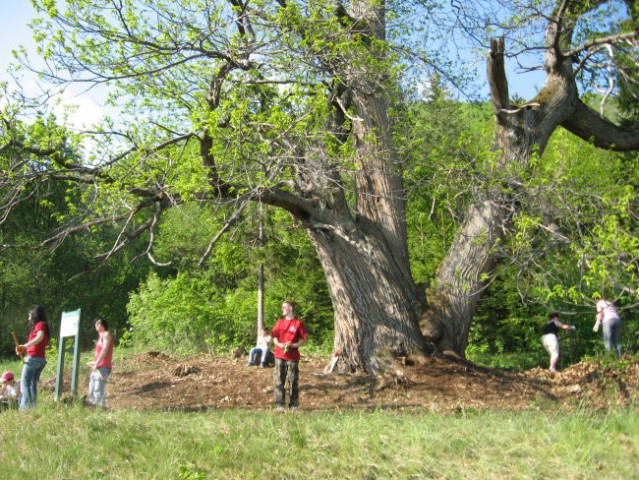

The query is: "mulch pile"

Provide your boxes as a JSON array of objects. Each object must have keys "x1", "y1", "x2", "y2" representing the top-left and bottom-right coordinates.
[{"x1": 43, "y1": 352, "x2": 635, "y2": 412}]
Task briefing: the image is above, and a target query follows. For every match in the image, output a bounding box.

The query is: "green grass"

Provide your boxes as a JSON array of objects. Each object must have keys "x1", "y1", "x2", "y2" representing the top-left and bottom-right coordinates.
[
  {"x1": 0, "y1": 400, "x2": 637, "y2": 480},
  {"x1": 2, "y1": 352, "x2": 637, "y2": 479}
]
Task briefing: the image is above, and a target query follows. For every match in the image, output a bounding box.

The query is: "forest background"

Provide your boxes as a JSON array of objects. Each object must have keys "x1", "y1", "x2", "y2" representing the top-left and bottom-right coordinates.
[{"x1": 1, "y1": 0, "x2": 638, "y2": 371}]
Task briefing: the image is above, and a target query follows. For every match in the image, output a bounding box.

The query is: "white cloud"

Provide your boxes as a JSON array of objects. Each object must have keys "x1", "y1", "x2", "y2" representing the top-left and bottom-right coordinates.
[{"x1": 52, "y1": 88, "x2": 107, "y2": 130}]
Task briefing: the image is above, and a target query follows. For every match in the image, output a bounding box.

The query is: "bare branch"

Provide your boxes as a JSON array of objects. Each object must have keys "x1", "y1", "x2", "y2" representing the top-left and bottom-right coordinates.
[
  {"x1": 549, "y1": 0, "x2": 572, "y2": 62},
  {"x1": 563, "y1": 31, "x2": 638, "y2": 59},
  {"x1": 487, "y1": 37, "x2": 510, "y2": 114},
  {"x1": 561, "y1": 101, "x2": 639, "y2": 151},
  {"x1": 131, "y1": 200, "x2": 171, "y2": 266},
  {"x1": 198, "y1": 197, "x2": 251, "y2": 267}
]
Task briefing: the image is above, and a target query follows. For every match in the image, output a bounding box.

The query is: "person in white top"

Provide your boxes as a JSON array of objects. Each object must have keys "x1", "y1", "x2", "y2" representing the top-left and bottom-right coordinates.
[
  {"x1": 0, "y1": 371, "x2": 21, "y2": 409},
  {"x1": 247, "y1": 326, "x2": 272, "y2": 367},
  {"x1": 541, "y1": 312, "x2": 576, "y2": 372},
  {"x1": 593, "y1": 298, "x2": 622, "y2": 357}
]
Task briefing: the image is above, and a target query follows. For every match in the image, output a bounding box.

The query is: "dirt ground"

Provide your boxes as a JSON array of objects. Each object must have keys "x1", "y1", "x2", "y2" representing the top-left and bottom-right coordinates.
[{"x1": 54, "y1": 351, "x2": 638, "y2": 412}]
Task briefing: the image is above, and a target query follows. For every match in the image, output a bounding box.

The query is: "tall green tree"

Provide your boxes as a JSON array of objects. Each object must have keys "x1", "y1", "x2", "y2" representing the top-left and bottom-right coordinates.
[{"x1": 1, "y1": 1, "x2": 638, "y2": 372}]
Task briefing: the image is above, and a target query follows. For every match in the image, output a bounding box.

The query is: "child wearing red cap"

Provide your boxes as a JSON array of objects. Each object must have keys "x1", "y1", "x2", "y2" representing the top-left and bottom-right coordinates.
[{"x1": 0, "y1": 371, "x2": 21, "y2": 409}]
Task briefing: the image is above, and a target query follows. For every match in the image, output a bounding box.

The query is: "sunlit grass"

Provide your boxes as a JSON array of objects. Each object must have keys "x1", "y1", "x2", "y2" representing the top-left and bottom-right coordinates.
[
  {"x1": 0, "y1": 400, "x2": 636, "y2": 480},
  {"x1": 1, "y1": 352, "x2": 637, "y2": 479}
]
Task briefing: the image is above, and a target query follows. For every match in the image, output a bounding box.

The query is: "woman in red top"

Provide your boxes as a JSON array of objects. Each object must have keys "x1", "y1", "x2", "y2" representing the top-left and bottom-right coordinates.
[
  {"x1": 16, "y1": 305, "x2": 49, "y2": 410},
  {"x1": 87, "y1": 318, "x2": 113, "y2": 407}
]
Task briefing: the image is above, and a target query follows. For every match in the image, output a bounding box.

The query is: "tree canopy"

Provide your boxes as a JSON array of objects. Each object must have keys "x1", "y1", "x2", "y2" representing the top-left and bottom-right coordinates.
[{"x1": 1, "y1": 0, "x2": 638, "y2": 371}]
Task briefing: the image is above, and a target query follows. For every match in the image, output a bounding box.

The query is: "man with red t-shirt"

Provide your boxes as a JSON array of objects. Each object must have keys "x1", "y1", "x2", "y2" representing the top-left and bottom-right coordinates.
[{"x1": 271, "y1": 300, "x2": 307, "y2": 411}]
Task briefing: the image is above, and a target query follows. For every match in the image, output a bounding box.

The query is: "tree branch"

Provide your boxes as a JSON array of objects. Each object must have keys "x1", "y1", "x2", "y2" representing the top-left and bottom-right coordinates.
[
  {"x1": 487, "y1": 37, "x2": 510, "y2": 114},
  {"x1": 563, "y1": 31, "x2": 638, "y2": 59},
  {"x1": 561, "y1": 100, "x2": 639, "y2": 151}
]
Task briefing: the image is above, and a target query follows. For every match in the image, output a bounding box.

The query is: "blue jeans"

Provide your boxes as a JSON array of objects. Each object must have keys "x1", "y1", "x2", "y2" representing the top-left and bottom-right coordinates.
[
  {"x1": 88, "y1": 367, "x2": 111, "y2": 406},
  {"x1": 20, "y1": 356, "x2": 47, "y2": 410},
  {"x1": 602, "y1": 317, "x2": 622, "y2": 357},
  {"x1": 248, "y1": 347, "x2": 270, "y2": 366}
]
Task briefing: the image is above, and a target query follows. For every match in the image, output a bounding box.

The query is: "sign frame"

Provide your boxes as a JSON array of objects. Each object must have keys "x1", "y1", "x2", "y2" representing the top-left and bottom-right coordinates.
[{"x1": 54, "y1": 309, "x2": 82, "y2": 401}]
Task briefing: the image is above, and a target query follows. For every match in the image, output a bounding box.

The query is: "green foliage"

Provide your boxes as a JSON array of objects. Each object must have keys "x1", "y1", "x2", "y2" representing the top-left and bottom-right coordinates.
[
  {"x1": 469, "y1": 277, "x2": 546, "y2": 357},
  {"x1": 402, "y1": 94, "x2": 496, "y2": 285},
  {"x1": 124, "y1": 247, "x2": 334, "y2": 354},
  {"x1": 467, "y1": 120, "x2": 639, "y2": 363},
  {"x1": 153, "y1": 202, "x2": 255, "y2": 275},
  {"x1": 124, "y1": 202, "x2": 334, "y2": 353},
  {"x1": 508, "y1": 129, "x2": 638, "y2": 305},
  {"x1": 126, "y1": 271, "x2": 225, "y2": 353},
  {"x1": 468, "y1": 274, "x2": 603, "y2": 369},
  {"x1": 0, "y1": 222, "x2": 150, "y2": 354},
  {"x1": 0, "y1": 108, "x2": 152, "y2": 353}
]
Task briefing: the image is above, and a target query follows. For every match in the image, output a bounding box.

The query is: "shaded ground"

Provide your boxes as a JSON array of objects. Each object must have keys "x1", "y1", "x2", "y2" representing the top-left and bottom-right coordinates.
[{"x1": 63, "y1": 351, "x2": 638, "y2": 412}]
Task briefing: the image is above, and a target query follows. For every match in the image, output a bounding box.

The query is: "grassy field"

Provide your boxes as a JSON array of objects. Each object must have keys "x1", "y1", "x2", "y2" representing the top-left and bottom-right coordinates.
[
  {"x1": 2, "y1": 354, "x2": 638, "y2": 479},
  {"x1": 0, "y1": 398, "x2": 637, "y2": 480}
]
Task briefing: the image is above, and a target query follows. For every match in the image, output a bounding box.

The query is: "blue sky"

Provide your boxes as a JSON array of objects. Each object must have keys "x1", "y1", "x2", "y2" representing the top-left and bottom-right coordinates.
[
  {"x1": 0, "y1": 3, "x2": 36, "y2": 77},
  {"x1": 0, "y1": 2, "x2": 106, "y2": 128}
]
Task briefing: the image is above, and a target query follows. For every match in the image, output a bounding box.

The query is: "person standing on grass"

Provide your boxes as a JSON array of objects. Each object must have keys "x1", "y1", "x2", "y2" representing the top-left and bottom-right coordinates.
[
  {"x1": 593, "y1": 298, "x2": 622, "y2": 357},
  {"x1": 541, "y1": 312, "x2": 576, "y2": 372},
  {"x1": 87, "y1": 318, "x2": 114, "y2": 407},
  {"x1": 247, "y1": 326, "x2": 272, "y2": 367},
  {"x1": 16, "y1": 305, "x2": 49, "y2": 410},
  {"x1": 271, "y1": 300, "x2": 307, "y2": 411}
]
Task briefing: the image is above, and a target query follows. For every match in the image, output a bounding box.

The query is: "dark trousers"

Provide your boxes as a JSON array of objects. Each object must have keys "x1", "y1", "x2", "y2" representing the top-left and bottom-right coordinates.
[{"x1": 273, "y1": 358, "x2": 299, "y2": 407}]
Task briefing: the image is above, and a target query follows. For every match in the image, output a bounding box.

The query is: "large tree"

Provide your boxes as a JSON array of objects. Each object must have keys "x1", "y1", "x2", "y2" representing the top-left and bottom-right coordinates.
[
  {"x1": 421, "y1": 0, "x2": 639, "y2": 355},
  {"x1": 1, "y1": 1, "x2": 638, "y2": 371}
]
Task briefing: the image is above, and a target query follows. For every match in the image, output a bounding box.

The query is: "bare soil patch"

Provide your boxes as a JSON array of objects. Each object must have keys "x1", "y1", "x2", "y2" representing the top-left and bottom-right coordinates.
[{"x1": 63, "y1": 352, "x2": 639, "y2": 412}]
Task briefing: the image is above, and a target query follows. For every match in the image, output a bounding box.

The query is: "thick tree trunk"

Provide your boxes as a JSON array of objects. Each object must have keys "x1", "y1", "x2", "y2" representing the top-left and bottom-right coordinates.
[
  {"x1": 349, "y1": 0, "x2": 410, "y2": 268},
  {"x1": 306, "y1": 220, "x2": 427, "y2": 373},
  {"x1": 301, "y1": 0, "x2": 424, "y2": 373},
  {"x1": 258, "y1": 0, "x2": 423, "y2": 374},
  {"x1": 421, "y1": 200, "x2": 506, "y2": 355}
]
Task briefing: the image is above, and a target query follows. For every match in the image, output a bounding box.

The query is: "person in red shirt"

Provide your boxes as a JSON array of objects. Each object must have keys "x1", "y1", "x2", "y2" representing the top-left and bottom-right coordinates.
[
  {"x1": 271, "y1": 300, "x2": 307, "y2": 411},
  {"x1": 86, "y1": 318, "x2": 114, "y2": 407},
  {"x1": 16, "y1": 305, "x2": 50, "y2": 410}
]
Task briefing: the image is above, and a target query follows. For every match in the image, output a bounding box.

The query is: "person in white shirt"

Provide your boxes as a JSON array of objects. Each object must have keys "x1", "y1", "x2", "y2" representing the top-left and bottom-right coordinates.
[
  {"x1": 0, "y1": 371, "x2": 21, "y2": 409},
  {"x1": 541, "y1": 312, "x2": 576, "y2": 372},
  {"x1": 593, "y1": 298, "x2": 622, "y2": 357},
  {"x1": 247, "y1": 326, "x2": 272, "y2": 367}
]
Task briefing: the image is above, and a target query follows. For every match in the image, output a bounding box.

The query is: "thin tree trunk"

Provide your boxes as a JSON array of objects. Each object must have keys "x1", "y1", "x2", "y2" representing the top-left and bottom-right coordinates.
[
  {"x1": 420, "y1": 37, "x2": 578, "y2": 356},
  {"x1": 256, "y1": 201, "x2": 264, "y2": 337},
  {"x1": 421, "y1": 200, "x2": 506, "y2": 355}
]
